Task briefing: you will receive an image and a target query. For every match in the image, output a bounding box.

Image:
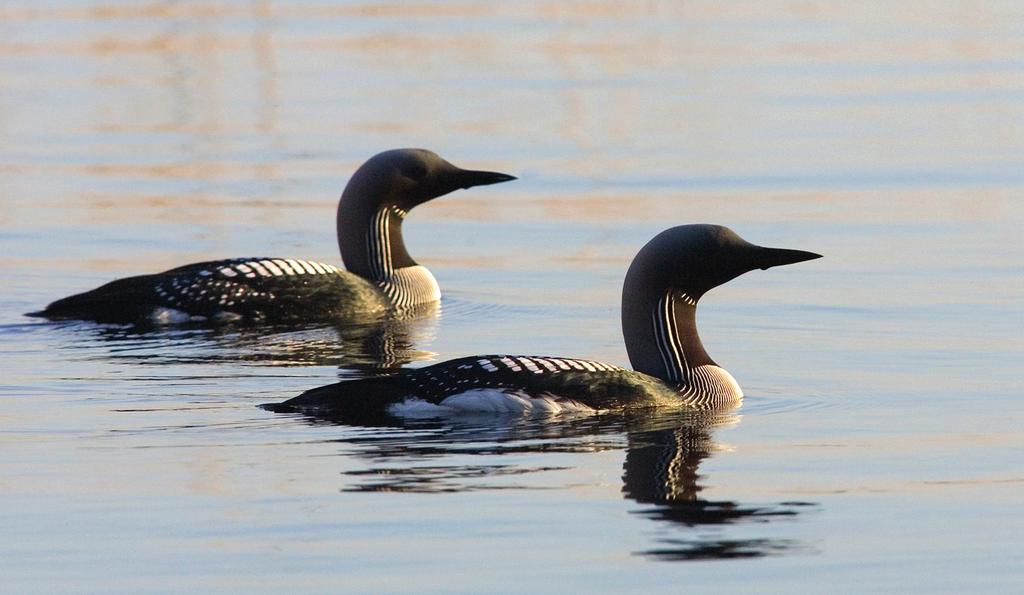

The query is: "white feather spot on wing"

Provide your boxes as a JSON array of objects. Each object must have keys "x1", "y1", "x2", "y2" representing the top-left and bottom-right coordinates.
[
  {"x1": 534, "y1": 358, "x2": 560, "y2": 372},
  {"x1": 260, "y1": 260, "x2": 284, "y2": 276},
  {"x1": 516, "y1": 357, "x2": 544, "y2": 374},
  {"x1": 249, "y1": 261, "x2": 271, "y2": 277},
  {"x1": 498, "y1": 357, "x2": 522, "y2": 372},
  {"x1": 272, "y1": 259, "x2": 294, "y2": 274}
]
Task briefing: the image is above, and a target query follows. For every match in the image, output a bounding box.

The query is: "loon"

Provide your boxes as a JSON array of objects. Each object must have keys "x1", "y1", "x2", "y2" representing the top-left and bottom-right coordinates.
[
  {"x1": 29, "y1": 149, "x2": 516, "y2": 324},
  {"x1": 263, "y1": 224, "x2": 821, "y2": 420}
]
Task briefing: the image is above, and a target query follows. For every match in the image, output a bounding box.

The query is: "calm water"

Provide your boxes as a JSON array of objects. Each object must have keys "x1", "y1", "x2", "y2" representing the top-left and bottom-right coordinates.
[{"x1": 2, "y1": 1, "x2": 1023, "y2": 592}]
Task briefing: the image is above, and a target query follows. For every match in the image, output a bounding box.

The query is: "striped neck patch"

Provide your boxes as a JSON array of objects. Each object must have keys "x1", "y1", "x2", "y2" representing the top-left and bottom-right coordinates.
[
  {"x1": 651, "y1": 289, "x2": 742, "y2": 407},
  {"x1": 652, "y1": 290, "x2": 688, "y2": 384},
  {"x1": 365, "y1": 205, "x2": 441, "y2": 308},
  {"x1": 366, "y1": 206, "x2": 399, "y2": 280}
]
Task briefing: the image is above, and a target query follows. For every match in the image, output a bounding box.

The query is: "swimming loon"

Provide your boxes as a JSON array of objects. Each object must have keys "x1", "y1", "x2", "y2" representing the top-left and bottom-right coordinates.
[
  {"x1": 29, "y1": 149, "x2": 515, "y2": 324},
  {"x1": 263, "y1": 225, "x2": 821, "y2": 420}
]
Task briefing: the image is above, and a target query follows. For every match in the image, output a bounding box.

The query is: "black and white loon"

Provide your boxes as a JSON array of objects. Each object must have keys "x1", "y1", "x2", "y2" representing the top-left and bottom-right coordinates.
[
  {"x1": 30, "y1": 149, "x2": 515, "y2": 324},
  {"x1": 264, "y1": 225, "x2": 821, "y2": 420}
]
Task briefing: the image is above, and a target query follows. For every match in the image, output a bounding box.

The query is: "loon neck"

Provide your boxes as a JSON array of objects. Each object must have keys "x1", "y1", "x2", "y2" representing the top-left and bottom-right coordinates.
[
  {"x1": 623, "y1": 288, "x2": 738, "y2": 395},
  {"x1": 337, "y1": 197, "x2": 439, "y2": 306},
  {"x1": 338, "y1": 197, "x2": 415, "y2": 278},
  {"x1": 649, "y1": 290, "x2": 715, "y2": 383}
]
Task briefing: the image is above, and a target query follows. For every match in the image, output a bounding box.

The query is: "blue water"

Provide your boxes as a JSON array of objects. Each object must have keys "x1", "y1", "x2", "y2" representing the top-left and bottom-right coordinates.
[{"x1": 1, "y1": 2, "x2": 1022, "y2": 592}]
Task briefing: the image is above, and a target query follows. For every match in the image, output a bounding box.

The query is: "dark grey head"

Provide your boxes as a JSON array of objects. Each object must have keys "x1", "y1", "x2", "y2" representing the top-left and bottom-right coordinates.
[
  {"x1": 623, "y1": 224, "x2": 821, "y2": 302},
  {"x1": 337, "y1": 149, "x2": 516, "y2": 278},
  {"x1": 621, "y1": 225, "x2": 821, "y2": 388},
  {"x1": 340, "y1": 148, "x2": 516, "y2": 212}
]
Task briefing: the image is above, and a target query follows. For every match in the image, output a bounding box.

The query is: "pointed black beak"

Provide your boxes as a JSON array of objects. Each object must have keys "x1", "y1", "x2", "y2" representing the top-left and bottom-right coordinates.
[
  {"x1": 451, "y1": 168, "x2": 517, "y2": 189},
  {"x1": 752, "y1": 246, "x2": 823, "y2": 270}
]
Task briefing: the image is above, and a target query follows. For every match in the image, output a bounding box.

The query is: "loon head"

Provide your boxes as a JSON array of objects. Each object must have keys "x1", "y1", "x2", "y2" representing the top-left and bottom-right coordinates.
[
  {"x1": 623, "y1": 224, "x2": 822, "y2": 303},
  {"x1": 622, "y1": 224, "x2": 821, "y2": 389},
  {"x1": 337, "y1": 149, "x2": 516, "y2": 280},
  {"x1": 342, "y1": 148, "x2": 517, "y2": 212}
]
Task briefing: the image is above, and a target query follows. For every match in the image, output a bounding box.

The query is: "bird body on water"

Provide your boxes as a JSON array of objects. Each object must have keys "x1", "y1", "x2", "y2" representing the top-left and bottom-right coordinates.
[
  {"x1": 265, "y1": 225, "x2": 821, "y2": 421},
  {"x1": 30, "y1": 149, "x2": 516, "y2": 324}
]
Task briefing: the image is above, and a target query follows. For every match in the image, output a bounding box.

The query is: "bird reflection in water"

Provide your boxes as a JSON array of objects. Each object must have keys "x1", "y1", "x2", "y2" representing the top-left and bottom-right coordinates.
[
  {"x1": 623, "y1": 415, "x2": 817, "y2": 560},
  {"x1": 49, "y1": 300, "x2": 441, "y2": 374},
  {"x1": 288, "y1": 408, "x2": 817, "y2": 560}
]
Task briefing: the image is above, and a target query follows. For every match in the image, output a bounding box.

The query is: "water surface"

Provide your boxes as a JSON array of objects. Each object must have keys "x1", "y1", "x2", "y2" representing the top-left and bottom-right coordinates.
[{"x1": 1, "y1": 1, "x2": 1022, "y2": 592}]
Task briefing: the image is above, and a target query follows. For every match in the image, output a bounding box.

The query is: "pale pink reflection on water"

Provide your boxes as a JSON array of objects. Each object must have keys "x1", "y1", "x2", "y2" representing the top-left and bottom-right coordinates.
[{"x1": 1, "y1": 1, "x2": 1022, "y2": 592}]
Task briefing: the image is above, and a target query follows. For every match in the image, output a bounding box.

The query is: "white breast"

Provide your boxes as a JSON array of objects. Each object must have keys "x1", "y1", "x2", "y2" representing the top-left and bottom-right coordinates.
[
  {"x1": 377, "y1": 265, "x2": 441, "y2": 308},
  {"x1": 386, "y1": 388, "x2": 599, "y2": 417},
  {"x1": 149, "y1": 307, "x2": 197, "y2": 324}
]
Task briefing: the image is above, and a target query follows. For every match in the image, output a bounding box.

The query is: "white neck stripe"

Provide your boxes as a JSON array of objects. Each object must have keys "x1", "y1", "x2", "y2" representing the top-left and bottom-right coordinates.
[
  {"x1": 653, "y1": 291, "x2": 688, "y2": 383},
  {"x1": 364, "y1": 207, "x2": 441, "y2": 307},
  {"x1": 663, "y1": 291, "x2": 688, "y2": 382},
  {"x1": 367, "y1": 206, "x2": 398, "y2": 280}
]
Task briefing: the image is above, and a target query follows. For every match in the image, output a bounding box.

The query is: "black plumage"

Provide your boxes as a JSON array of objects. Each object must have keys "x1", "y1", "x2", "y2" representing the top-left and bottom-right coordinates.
[
  {"x1": 34, "y1": 258, "x2": 388, "y2": 323},
  {"x1": 265, "y1": 225, "x2": 822, "y2": 420},
  {"x1": 265, "y1": 355, "x2": 683, "y2": 421},
  {"x1": 30, "y1": 149, "x2": 515, "y2": 324}
]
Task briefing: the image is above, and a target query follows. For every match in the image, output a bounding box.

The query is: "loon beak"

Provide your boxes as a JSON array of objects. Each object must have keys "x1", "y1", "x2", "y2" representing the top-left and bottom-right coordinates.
[
  {"x1": 753, "y1": 246, "x2": 822, "y2": 270},
  {"x1": 451, "y1": 168, "x2": 517, "y2": 189}
]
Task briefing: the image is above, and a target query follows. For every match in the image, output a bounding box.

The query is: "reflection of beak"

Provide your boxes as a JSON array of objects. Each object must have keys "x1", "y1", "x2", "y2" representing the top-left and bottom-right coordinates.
[
  {"x1": 451, "y1": 169, "x2": 518, "y2": 189},
  {"x1": 752, "y1": 246, "x2": 823, "y2": 270}
]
